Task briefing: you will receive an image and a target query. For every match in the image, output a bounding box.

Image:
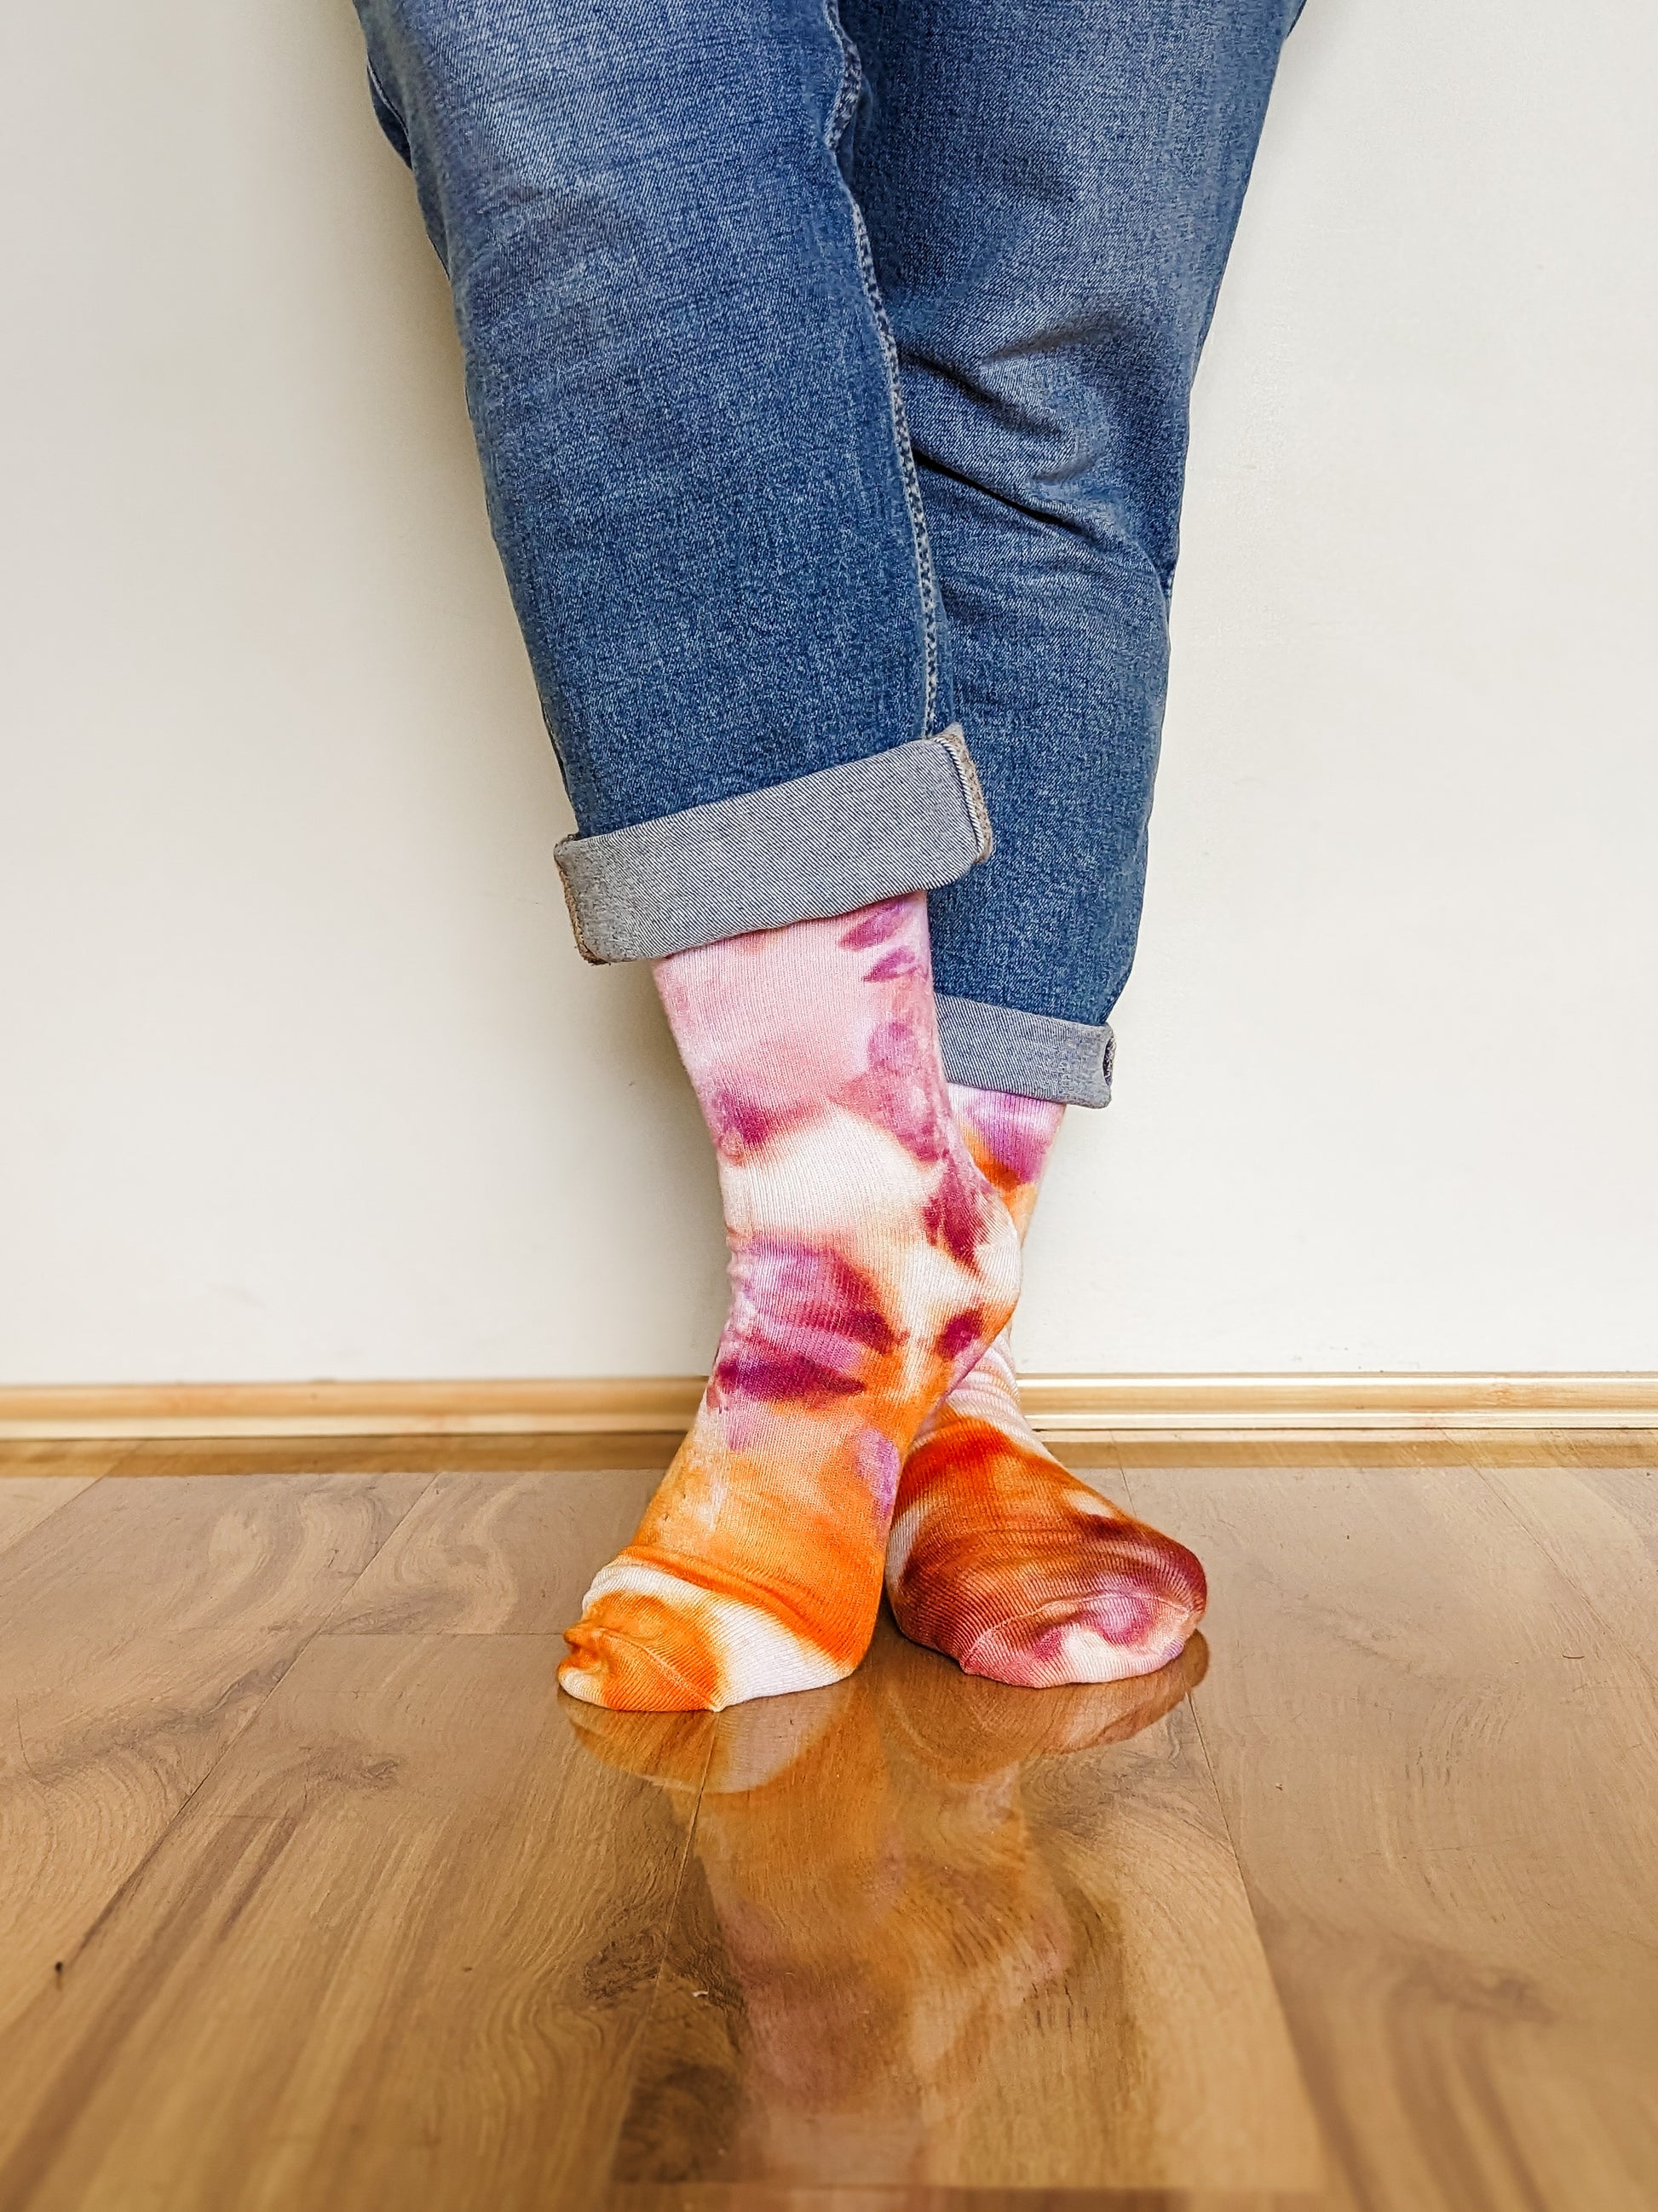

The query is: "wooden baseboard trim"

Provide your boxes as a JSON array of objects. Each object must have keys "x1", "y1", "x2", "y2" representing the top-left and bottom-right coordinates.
[{"x1": 1, "y1": 1374, "x2": 1655, "y2": 1442}]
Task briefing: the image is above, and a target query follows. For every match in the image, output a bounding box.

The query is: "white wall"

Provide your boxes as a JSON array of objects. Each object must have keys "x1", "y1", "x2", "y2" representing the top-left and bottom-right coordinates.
[{"x1": 3, "y1": 0, "x2": 1655, "y2": 1385}]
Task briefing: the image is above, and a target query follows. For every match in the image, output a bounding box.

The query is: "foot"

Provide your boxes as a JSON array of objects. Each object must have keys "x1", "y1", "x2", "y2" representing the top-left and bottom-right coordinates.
[
  {"x1": 884, "y1": 1083, "x2": 1206, "y2": 1688},
  {"x1": 559, "y1": 897, "x2": 1021, "y2": 1713},
  {"x1": 888, "y1": 1335, "x2": 1206, "y2": 1686}
]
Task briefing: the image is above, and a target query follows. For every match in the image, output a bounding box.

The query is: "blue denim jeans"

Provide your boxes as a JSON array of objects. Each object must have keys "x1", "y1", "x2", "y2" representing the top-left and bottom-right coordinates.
[{"x1": 354, "y1": 0, "x2": 1297, "y2": 1103}]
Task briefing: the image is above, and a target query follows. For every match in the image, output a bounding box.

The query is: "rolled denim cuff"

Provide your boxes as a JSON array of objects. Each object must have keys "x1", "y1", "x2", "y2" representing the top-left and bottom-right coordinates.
[
  {"x1": 556, "y1": 728, "x2": 993, "y2": 963},
  {"x1": 936, "y1": 994, "x2": 1115, "y2": 1109}
]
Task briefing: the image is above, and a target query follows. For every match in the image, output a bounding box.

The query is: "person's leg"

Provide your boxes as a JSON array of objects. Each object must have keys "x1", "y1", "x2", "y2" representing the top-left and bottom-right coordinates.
[
  {"x1": 841, "y1": 0, "x2": 1299, "y2": 1097},
  {"x1": 839, "y1": 0, "x2": 1299, "y2": 1679},
  {"x1": 351, "y1": 0, "x2": 1028, "y2": 1710},
  {"x1": 353, "y1": 0, "x2": 992, "y2": 957}
]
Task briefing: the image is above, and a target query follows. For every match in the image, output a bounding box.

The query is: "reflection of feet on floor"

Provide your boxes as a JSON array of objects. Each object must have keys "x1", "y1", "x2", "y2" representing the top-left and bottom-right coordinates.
[
  {"x1": 563, "y1": 1621, "x2": 1206, "y2": 1789},
  {"x1": 567, "y1": 1619, "x2": 1208, "y2": 2188},
  {"x1": 890, "y1": 1337, "x2": 1209, "y2": 1687}
]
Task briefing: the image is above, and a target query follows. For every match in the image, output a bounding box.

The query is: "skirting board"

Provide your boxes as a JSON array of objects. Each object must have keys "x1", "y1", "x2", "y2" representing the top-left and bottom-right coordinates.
[{"x1": 1, "y1": 1374, "x2": 1655, "y2": 1442}]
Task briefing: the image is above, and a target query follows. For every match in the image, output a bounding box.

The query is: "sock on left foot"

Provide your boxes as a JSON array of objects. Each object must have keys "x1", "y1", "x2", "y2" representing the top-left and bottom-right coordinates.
[
  {"x1": 559, "y1": 899, "x2": 1021, "y2": 1714},
  {"x1": 885, "y1": 1084, "x2": 1207, "y2": 1688}
]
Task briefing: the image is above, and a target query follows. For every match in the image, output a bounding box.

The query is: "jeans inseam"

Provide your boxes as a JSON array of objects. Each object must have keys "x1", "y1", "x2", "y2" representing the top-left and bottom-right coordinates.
[
  {"x1": 820, "y1": 1, "x2": 941, "y2": 742},
  {"x1": 364, "y1": 52, "x2": 413, "y2": 165}
]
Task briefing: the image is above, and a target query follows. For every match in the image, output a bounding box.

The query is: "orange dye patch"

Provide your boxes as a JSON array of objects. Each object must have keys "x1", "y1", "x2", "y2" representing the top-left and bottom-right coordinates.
[{"x1": 561, "y1": 1589, "x2": 723, "y2": 1712}]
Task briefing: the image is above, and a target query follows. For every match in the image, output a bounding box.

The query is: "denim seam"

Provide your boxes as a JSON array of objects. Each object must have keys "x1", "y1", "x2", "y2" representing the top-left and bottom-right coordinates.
[
  {"x1": 558, "y1": 858, "x2": 601, "y2": 965},
  {"x1": 363, "y1": 52, "x2": 403, "y2": 126},
  {"x1": 938, "y1": 727, "x2": 993, "y2": 856},
  {"x1": 821, "y1": 2, "x2": 941, "y2": 740}
]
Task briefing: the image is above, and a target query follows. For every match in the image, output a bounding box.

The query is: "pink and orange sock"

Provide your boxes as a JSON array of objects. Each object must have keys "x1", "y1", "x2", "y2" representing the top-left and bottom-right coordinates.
[
  {"x1": 886, "y1": 1083, "x2": 1207, "y2": 1687},
  {"x1": 559, "y1": 896, "x2": 1020, "y2": 1714}
]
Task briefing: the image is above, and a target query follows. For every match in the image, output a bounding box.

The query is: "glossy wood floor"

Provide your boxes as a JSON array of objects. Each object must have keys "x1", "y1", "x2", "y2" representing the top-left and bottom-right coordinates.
[{"x1": 2, "y1": 1433, "x2": 1655, "y2": 2212}]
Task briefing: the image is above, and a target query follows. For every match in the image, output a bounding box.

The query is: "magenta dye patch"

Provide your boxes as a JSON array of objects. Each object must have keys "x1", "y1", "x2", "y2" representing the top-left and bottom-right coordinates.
[
  {"x1": 850, "y1": 1016, "x2": 952, "y2": 1164},
  {"x1": 866, "y1": 1017, "x2": 923, "y2": 1074},
  {"x1": 923, "y1": 1151, "x2": 988, "y2": 1265},
  {"x1": 837, "y1": 901, "x2": 911, "y2": 950},
  {"x1": 736, "y1": 1238, "x2": 899, "y2": 1352},
  {"x1": 862, "y1": 947, "x2": 922, "y2": 982},
  {"x1": 947, "y1": 1085, "x2": 1063, "y2": 1188},
  {"x1": 712, "y1": 1348, "x2": 866, "y2": 1407},
  {"x1": 935, "y1": 1307, "x2": 987, "y2": 1363},
  {"x1": 711, "y1": 1237, "x2": 905, "y2": 1409},
  {"x1": 705, "y1": 1084, "x2": 805, "y2": 1161}
]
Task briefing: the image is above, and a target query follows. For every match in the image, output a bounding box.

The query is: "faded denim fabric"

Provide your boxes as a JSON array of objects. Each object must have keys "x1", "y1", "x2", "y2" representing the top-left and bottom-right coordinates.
[
  {"x1": 354, "y1": 0, "x2": 1297, "y2": 1104},
  {"x1": 557, "y1": 730, "x2": 991, "y2": 962}
]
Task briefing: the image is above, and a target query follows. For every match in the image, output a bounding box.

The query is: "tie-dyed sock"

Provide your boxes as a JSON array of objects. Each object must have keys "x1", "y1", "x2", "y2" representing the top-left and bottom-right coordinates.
[
  {"x1": 559, "y1": 896, "x2": 1021, "y2": 1714},
  {"x1": 886, "y1": 1084, "x2": 1207, "y2": 1688}
]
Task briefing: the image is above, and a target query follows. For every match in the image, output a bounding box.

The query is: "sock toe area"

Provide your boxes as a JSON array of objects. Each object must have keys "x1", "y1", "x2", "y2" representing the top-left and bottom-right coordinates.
[
  {"x1": 561, "y1": 1557, "x2": 867, "y2": 1712},
  {"x1": 959, "y1": 1592, "x2": 1199, "y2": 1690},
  {"x1": 903, "y1": 1518, "x2": 1208, "y2": 1691},
  {"x1": 560, "y1": 1590, "x2": 725, "y2": 1711}
]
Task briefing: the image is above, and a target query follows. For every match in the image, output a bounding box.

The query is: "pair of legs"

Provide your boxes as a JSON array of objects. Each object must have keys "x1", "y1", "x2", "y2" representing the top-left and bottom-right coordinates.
[{"x1": 354, "y1": 0, "x2": 1297, "y2": 1708}]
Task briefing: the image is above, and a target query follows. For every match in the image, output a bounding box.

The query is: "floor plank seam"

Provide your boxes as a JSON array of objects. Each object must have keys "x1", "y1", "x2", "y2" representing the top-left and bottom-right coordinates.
[
  {"x1": 596, "y1": 1715, "x2": 722, "y2": 2199},
  {"x1": 39, "y1": 1626, "x2": 330, "y2": 2005},
  {"x1": 0, "y1": 1472, "x2": 135, "y2": 1590},
  {"x1": 1117, "y1": 1461, "x2": 1334, "y2": 2200},
  {"x1": 309, "y1": 1471, "x2": 446, "y2": 1633}
]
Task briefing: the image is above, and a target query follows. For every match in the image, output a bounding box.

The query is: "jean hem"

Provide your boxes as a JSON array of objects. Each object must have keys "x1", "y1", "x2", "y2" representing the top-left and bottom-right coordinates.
[
  {"x1": 556, "y1": 726, "x2": 993, "y2": 963},
  {"x1": 936, "y1": 994, "x2": 1115, "y2": 1108}
]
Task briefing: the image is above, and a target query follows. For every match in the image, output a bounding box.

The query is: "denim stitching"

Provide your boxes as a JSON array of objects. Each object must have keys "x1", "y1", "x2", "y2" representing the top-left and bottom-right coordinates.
[
  {"x1": 559, "y1": 859, "x2": 604, "y2": 965},
  {"x1": 820, "y1": 1, "x2": 941, "y2": 740},
  {"x1": 824, "y1": 11, "x2": 864, "y2": 146},
  {"x1": 938, "y1": 725, "x2": 993, "y2": 859}
]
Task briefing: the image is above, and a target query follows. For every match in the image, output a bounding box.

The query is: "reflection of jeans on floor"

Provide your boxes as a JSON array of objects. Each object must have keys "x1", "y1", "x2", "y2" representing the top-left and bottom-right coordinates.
[{"x1": 354, "y1": 0, "x2": 1298, "y2": 1106}]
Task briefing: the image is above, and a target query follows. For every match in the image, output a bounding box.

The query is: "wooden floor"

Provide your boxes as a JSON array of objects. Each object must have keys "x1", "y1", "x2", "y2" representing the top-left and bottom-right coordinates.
[{"x1": 2, "y1": 1434, "x2": 1655, "y2": 2212}]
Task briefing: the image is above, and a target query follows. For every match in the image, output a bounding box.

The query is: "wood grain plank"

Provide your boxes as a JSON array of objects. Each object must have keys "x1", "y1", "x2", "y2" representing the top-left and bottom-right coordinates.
[
  {"x1": 109, "y1": 1435, "x2": 682, "y2": 1478},
  {"x1": 609, "y1": 2187, "x2": 1324, "y2": 2211},
  {"x1": 1123, "y1": 1460, "x2": 1658, "y2": 2212},
  {"x1": 0, "y1": 1473, "x2": 713, "y2": 2211},
  {"x1": 1480, "y1": 1462, "x2": 1657, "y2": 1677},
  {"x1": 1465, "y1": 1433, "x2": 1658, "y2": 1470},
  {"x1": 1108, "y1": 1438, "x2": 1489, "y2": 1470},
  {"x1": 0, "y1": 1472, "x2": 423, "y2": 2041},
  {"x1": 607, "y1": 1615, "x2": 1322, "y2": 2200},
  {"x1": 0, "y1": 1478, "x2": 102, "y2": 1565},
  {"x1": 0, "y1": 1444, "x2": 131, "y2": 1478},
  {"x1": 328, "y1": 1467, "x2": 663, "y2": 1635}
]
